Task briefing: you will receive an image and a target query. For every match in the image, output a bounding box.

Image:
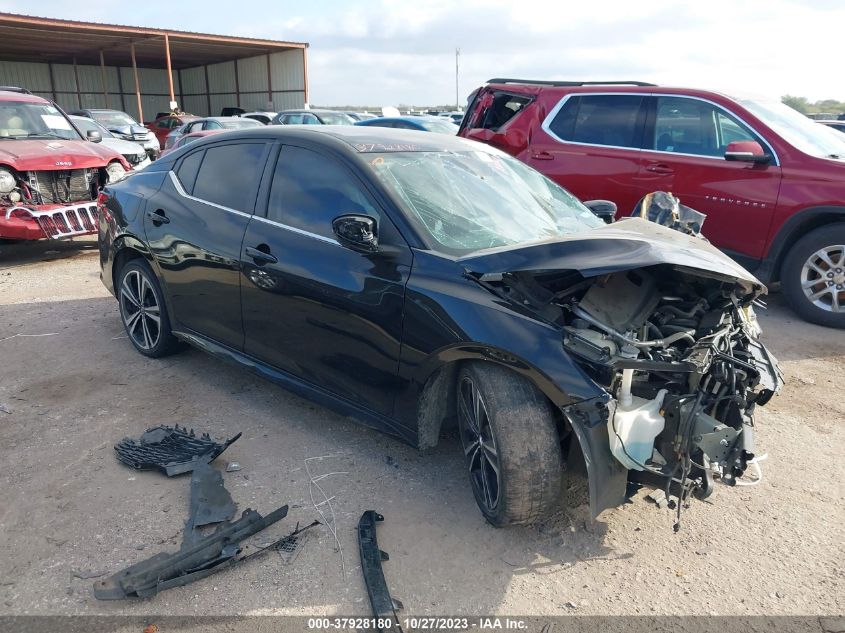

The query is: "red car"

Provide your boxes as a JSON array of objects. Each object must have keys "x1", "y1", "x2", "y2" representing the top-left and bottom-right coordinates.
[
  {"x1": 0, "y1": 89, "x2": 131, "y2": 241},
  {"x1": 459, "y1": 79, "x2": 845, "y2": 328},
  {"x1": 145, "y1": 113, "x2": 198, "y2": 150}
]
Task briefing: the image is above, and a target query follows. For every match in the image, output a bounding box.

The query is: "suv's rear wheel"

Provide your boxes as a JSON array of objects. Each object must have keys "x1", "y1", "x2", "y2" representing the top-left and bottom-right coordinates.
[
  {"x1": 781, "y1": 224, "x2": 845, "y2": 328},
  {"x1": 117, "y1": 259, "x2": 181, "y2": 357},
  {"x1": 456, "y1": 362, "x2": 563, "y2": 526}
]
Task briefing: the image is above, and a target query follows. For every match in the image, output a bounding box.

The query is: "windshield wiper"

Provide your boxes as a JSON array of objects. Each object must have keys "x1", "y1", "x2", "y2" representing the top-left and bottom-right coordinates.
[
  {"x1": 827, "y1": 154, "x2": 842, "y2": 159},
  {"x1": 13, "y1": 133, "x2": 69, "y2": 140}
]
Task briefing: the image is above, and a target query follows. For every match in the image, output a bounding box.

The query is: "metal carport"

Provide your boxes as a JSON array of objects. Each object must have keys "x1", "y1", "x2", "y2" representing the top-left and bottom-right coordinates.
[{"x1": 0, "y1": 12, "x2": 309, "y2": 121}]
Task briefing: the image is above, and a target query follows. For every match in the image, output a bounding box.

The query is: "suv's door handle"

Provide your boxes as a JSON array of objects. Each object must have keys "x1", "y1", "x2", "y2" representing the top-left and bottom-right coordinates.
[
  {"x1": 245, "y1": 245, "x2": 278, "y2": 265},
  {"x1": 531, "y1": 151, "x2": 554, "y2": 161},
  {"x1": 645, "y1": 163, "x2": 674, "y2": 175},
  {"x1": 146, "y1": 209, "x2": 170, "y2": 224}
]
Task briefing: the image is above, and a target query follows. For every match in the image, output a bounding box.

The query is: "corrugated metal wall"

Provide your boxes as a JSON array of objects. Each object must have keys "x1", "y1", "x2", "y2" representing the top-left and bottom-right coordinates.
[{"x1": 0, "y1": 50, "x2": 306, "y2": 121}]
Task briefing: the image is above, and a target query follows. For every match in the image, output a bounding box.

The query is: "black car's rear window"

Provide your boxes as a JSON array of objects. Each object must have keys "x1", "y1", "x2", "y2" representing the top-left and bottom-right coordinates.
[{"x1": 176, "y1": 150, "x2": 203, "y2": 194}]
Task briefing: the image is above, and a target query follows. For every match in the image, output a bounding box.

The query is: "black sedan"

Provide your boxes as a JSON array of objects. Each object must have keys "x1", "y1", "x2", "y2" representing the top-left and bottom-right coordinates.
[{"x1": 98, "y1": 126, "x2": 782, "y2": 527}]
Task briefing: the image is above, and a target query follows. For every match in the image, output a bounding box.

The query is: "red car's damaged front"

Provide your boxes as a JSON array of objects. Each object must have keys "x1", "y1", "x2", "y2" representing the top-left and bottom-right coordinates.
[{"x1": 0, "y1": 91, "x2": 131, "y2": 241}]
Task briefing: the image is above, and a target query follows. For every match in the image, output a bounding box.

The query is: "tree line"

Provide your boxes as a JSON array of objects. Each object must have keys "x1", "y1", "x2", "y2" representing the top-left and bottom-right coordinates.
[{"x1": 782, "y1": 95, "x2": 845, "y2": 116}]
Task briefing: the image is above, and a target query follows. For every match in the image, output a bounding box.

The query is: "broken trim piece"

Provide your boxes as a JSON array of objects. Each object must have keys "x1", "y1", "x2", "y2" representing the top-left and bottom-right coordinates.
[
  {"x1": 182, "y1": 461, "x2": 236, "y2": 547},
  {"x1": 94, "y1": 504, "x2": 289, "y2": 600},
  {"x1": 114, "y1": 425, "x2": 242, "y2": 476},
  {"x1": 357, "y1": 511, "x2": 403, "y2": 633}
]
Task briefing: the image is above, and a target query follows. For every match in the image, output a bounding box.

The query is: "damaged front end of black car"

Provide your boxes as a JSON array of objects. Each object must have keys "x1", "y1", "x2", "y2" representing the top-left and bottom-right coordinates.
[{"x1": 462, "y1": 217, "x2": 784, "y2": 525}]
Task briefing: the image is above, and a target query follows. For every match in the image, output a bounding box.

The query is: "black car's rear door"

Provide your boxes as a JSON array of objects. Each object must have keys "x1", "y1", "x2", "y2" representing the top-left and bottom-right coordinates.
[
  {"x1": 239, "y1": 143, "x2": 412, "y2": 417},
  {"x1": 144, "y1": 140, "x2": 271, "y2": 349}
]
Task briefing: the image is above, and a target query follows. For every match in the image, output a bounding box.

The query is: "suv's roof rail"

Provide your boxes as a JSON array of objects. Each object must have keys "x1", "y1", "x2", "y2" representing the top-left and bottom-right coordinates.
[
  {"x1": 486, "y1": 78, "x2": 656, "y2": 87},
  {"x1": 0, "y1": 85, "x2": 33, "y2": 94}
]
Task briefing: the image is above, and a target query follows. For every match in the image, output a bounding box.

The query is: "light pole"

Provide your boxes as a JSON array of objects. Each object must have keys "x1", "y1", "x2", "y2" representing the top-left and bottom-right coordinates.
[{"x1": 455, "y1": 48, "x2": 460, "y2": 110}]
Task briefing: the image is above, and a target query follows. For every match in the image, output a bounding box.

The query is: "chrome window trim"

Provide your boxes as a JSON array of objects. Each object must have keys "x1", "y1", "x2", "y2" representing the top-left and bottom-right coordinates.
[
  {"x1": 250, "y1": 215, "x2": 342, "y2": 247},
  {"x1": 540, "y1": 92, "x2": 780, "y2": 167},
  {"x1": 169, "y1": 171, "x2": 252, "y2": 218},
  {"x1": 168, "y1": 171, "x2": 341, "y2": 248}
]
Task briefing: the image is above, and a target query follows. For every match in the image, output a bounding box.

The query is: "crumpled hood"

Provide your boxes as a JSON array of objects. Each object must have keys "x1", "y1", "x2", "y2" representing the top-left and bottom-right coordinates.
[
  {"x1": 0, "y1": 139, "x2": 124, "y2": 170},
  {"x1": 460, "y1": 217, "x2": 764, "y2": 293}
]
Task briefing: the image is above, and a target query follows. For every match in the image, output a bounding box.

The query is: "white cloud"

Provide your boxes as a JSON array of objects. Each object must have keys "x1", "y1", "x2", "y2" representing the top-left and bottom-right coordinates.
[
  {"x1": 247, "y1": 0, "x2": 844, "y2": 106},
  {"x1": 7, "y1": 0, "x2": 843, "y2": 106}
]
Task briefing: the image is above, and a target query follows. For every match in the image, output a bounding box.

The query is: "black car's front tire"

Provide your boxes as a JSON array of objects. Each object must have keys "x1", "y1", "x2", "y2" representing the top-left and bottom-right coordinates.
[
  {"x1": 117, "y1": 259, "x2": 181, "y2": 358},
  {"x1": 781, "y1": 224, "x2": 845, "y2": 329},
  {"x1": 456, "y1": 362, "x2": 563, "y2": 527}
]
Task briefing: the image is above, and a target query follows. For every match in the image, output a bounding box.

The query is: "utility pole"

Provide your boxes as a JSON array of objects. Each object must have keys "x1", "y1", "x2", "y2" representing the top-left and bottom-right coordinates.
[
  {"x1": 455, "y1": 48, "x2": 461, "y2": 110},
  {"x1": 455, "y1": 48, "x2": 460, "y2": 109}
]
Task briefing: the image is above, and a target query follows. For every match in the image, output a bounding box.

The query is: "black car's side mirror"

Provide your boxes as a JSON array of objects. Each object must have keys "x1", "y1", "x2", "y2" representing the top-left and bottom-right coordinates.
[
  {"x1": 583, "y1": 199, "x2": 617, "y2": 224},
  {"x1": 332, "y1": 214, "x2": 379, "y2": 252},
  {"x1": 86, "y1": 129, "x2": 102, "y2": 143}
]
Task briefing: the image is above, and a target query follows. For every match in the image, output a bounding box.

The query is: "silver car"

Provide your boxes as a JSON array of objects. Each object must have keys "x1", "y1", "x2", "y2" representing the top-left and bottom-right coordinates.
[{"x1": 71, "y1": 116, "x2": 151, "y2": 171}]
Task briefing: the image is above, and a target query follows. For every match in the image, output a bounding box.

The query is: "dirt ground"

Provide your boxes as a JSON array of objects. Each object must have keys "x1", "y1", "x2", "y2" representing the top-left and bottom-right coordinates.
[{"x1": 0, "y1": 238, "x2": 842, "y2": 620}]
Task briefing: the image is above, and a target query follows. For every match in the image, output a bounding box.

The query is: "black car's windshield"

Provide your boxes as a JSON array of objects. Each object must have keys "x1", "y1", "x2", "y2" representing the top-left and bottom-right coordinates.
[
  {"x1": 92, "y1": 110, "x2": 138, "y2": 127},
  {"x1": 0, "y1": 101, "x2": 81, "y2": 140},
  {"x1": 368, "y1": 149, "x2": 604, "y2": 255}
]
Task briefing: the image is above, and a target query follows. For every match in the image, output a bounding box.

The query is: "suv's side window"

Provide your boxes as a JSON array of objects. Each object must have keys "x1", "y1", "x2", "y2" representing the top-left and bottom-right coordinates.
[
  {"x1": 548, "y1": 95, "x2": 645, "y2": 148},
  {"x1": 267, "y1": 145, "x2": 379, "y2": 239},
  {"x1": 652, "y1": 96, "x2": 759, "y2": 157},
  {"x1": 191, "y1": 142, "x2": 267, "y2": 211}
]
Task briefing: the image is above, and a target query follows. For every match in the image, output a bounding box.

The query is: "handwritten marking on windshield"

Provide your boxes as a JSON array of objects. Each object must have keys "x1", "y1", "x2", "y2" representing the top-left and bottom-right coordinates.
[{"x1": 354, "y1": 143, "x2": 420, "y2": 152}]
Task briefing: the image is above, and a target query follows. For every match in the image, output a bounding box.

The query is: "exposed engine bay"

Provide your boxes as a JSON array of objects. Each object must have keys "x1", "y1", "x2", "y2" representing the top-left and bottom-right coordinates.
[
  {"x1": 473, "y1": 260, "x2": 784, "y2": 528},
  {"x1": 0, "y1": 167, "x2": 109, "y2": 207}
]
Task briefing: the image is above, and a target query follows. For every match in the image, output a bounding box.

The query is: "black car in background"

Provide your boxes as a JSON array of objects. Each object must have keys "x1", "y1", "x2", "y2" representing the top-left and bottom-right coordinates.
[{"x1": 98, "y1": 127, "x2": 782, "y2": 527}]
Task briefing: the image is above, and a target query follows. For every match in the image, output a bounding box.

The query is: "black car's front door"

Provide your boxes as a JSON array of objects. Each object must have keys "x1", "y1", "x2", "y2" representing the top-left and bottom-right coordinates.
[
  {"x1": 240, "y1": 144, "x2": 412, "y2": 417},
  {"x1": 144, "y1": 140, "x2": 270, "y2": 348}
]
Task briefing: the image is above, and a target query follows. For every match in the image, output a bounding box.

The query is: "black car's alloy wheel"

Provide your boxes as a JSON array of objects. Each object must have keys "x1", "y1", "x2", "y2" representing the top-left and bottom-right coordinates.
[
  {"x1": 458, "y1": 374, "x2": 501, "y2": 513},
  {"x1": 117, "y1": 260, "x2": 181, "y2": 358},
  {"x1": 120, "y1": 268, "x2": 161, "y2": 351},
  {"x1": 456, "y1": 363, "x2": 563, "y2": 526}
]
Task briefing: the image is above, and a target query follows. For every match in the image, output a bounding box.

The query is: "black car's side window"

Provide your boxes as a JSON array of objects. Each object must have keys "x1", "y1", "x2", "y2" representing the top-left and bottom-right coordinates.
[
  {"x1": 548, "y1": 94, "x2": 645, "y2": 149},
  {"x1": 267, "y1": 145, "x2": 379, "y2": 239},
  {"x1": 175, "y1": 149, "x2": 204, "y2": 195},
  {"x1": 191, "y1": 143, "x2": 267, "y2": 212}
]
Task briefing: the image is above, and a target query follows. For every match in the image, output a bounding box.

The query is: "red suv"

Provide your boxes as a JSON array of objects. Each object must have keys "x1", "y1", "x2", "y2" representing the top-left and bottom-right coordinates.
[
  {"x1": 459, "y1": 79, "x2": 845, "y2": 328},
  {"x1": 0, "y1": 89, "x2": 130, "y2": 241}
]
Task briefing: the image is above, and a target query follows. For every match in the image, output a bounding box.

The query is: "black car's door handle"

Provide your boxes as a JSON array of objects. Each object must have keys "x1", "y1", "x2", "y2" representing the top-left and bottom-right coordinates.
[
  {"x1": 245, "y1": 245, "x2": 278, "y2": 265},
  {"x1": 146, "y1": 209, "x2": 170, "y2": 225}
]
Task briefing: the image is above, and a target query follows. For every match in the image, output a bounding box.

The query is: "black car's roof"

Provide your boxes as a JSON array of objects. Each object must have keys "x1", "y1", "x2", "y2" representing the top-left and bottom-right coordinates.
[{"x1": 154, "y1": 126, "x2": 482, "y2": 166}]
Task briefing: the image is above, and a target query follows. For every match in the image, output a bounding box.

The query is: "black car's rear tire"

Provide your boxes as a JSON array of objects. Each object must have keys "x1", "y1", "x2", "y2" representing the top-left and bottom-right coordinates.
[
  {"x1": 456, "y1": 362, "x2": 563, "y2": 527},
  {"x1": 117, "y1": 259, "x2": 181, "y2": 357},
  {"x1": 781, "y1": 224, "x2": 845, "y2": 329}
]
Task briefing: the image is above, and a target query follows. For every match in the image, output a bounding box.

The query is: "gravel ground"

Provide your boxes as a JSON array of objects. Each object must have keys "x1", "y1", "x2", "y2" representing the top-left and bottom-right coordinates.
[{"x1": 0, "y1": 238, "x2": 842, "y2": 620}]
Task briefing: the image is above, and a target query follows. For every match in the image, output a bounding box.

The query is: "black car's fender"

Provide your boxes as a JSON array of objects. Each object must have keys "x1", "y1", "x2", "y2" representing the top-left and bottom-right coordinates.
[{"x1": 394, "y1": 250, "x2": 622, "y2": 516}]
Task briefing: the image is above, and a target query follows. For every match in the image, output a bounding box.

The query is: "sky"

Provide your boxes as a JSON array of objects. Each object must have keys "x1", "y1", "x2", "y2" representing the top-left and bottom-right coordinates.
[{"x1": 2, "y1": 0, "x2": 842, "y2": 107}]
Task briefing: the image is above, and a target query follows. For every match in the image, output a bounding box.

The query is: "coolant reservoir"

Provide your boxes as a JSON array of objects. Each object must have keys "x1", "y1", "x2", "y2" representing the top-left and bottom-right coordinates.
[{"x1": 608, "y1": 371, "x2": 667, "y2": 471}]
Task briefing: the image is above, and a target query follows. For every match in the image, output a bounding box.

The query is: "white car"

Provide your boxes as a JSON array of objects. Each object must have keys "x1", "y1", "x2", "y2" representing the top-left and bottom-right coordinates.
[{"x1": 71, "y1": 116, "x2": 151, "y2": 171}]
